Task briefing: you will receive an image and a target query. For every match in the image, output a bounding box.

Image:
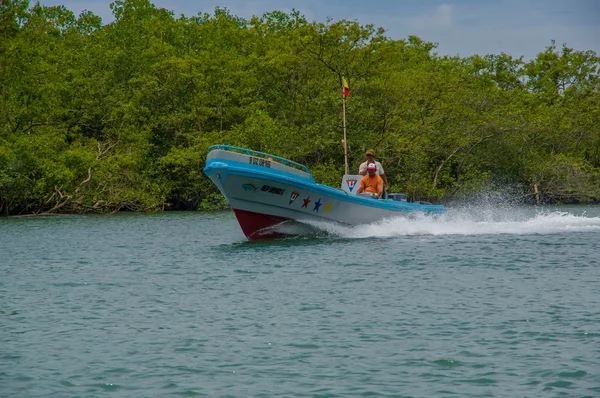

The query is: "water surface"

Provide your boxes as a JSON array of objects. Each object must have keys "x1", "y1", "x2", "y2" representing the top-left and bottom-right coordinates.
[{"x1": 2, "y1": 206, "x2": 599, "y2": 397}]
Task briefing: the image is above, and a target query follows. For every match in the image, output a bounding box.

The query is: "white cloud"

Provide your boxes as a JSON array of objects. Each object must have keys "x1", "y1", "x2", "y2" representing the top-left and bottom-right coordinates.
[
  {"x1": 406, "y1": 4, "x2": 454, "y2": 30},
  {"x1": 434, "y1": 4, "x2": 453, "y2": 28}
]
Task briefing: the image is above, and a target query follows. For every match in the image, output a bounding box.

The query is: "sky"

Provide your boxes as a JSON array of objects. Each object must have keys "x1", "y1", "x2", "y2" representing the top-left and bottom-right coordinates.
[{"x1": 37, "y1": 0, "x2": 600, "y2": 60}]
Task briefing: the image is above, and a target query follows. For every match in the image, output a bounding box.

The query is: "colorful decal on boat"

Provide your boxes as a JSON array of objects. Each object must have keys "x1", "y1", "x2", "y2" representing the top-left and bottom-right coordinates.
[
  {"x1": 242, "y1": 183, "x2": 258, "y2": 193},
  {"x1": 261, "y1": 185, "x2": 285, "y2": 195},
  {"x1": 346, "y1": 178, "x2": 358, "y2": 192},
  {"x1": 313, "y1": 198, "x2": 322, "y2": 212},
  {"x1": 248, "y1": 156, "x2": 272, "y2": 168},
  {"x1": 301, "y1": 196, "x2": 311, "y2": 209},
  {"x1": 289, "y1": 191, "x2": 300, "y2": 205},
  {"x1": 324, "y1": 201, "x2": 332, "y2": 215}
]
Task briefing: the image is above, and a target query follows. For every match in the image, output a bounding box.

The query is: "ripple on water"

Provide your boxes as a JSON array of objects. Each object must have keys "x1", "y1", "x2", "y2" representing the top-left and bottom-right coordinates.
[{"x1": 1, "y1": 209, "x2": 600, "y2": 397}]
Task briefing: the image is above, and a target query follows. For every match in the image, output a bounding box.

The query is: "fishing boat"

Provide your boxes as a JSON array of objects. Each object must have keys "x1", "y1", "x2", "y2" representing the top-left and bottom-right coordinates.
[{"x1": 203, "y1": 144, "x2": 446, "y2": 240}]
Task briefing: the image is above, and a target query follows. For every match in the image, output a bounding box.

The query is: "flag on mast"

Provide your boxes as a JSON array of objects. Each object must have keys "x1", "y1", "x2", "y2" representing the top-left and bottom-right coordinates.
[{"x1": 342, "y1": 77, "x2": 349, "y2": 97}]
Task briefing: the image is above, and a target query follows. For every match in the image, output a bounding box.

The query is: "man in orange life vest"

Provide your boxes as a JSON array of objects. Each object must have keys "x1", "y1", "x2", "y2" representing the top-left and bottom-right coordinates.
[
  {"x1": 359, "y1": 149, "x2": 389, "y2": 192},
  {"x1": 357, "y1": 163, "x2": 383, "y2": 198}
]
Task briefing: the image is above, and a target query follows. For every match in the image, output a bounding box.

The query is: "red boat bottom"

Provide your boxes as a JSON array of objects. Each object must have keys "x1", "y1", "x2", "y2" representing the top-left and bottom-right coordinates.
[{"x1": 232, "y1": 208, "x2": 291, "y2": 240}]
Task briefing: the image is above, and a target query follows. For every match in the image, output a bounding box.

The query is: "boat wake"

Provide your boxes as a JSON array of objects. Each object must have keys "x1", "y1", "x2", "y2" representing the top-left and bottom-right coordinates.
[{"x1": 291, "y1": 207, "x2": 600, "y2": 239}]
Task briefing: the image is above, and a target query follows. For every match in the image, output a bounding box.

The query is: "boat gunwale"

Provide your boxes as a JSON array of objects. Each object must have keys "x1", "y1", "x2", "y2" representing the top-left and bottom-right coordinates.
[{"x1": 208, "y1": 144, "x2": 310, "y2": 173}]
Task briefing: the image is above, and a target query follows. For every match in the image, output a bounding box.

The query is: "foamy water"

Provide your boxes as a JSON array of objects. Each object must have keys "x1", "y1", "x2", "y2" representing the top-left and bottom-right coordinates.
[{"x1": 300, "y1": 207, "x2": 600, "y2": 238}]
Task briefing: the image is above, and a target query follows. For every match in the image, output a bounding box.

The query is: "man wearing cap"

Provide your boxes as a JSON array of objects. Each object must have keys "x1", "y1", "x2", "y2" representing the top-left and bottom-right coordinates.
[
  {"x1": 357, "y1": 163, "x2": 383, "y2": 198},
  {"x1": 359, "y1": 149, "x2": 389, "y2": 191}
]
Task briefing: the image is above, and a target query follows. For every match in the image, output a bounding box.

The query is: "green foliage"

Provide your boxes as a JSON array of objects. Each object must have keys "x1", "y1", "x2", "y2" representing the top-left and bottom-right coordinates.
[{"x1": 1, "y1": 1, "x2": 599, "y2": 215}]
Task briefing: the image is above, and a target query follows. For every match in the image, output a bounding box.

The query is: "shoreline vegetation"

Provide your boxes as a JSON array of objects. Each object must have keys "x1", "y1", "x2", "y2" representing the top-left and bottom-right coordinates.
[{"x1": 1, "y1": 0, "x2": 599, "y2": 216}]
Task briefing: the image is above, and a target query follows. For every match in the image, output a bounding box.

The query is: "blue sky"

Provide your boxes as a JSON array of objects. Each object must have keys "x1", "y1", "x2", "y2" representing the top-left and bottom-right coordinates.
[{"x1": 38, "y1": 0, "x2": 600, "y2": 59}]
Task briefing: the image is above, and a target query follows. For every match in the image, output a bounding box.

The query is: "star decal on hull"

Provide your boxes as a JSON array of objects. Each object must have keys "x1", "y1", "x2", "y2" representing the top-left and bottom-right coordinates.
[
  {"x1": 313, "y1": 198, "x2": 322, "y2": 212},
  {"x1": 301, "y1": 196, "x2": 311, "y2": 208}
]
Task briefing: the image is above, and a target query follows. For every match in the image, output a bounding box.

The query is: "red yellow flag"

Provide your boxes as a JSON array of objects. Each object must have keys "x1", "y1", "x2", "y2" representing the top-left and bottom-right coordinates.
[{"x1": 342, "y1": 77, "x2": 349, "y2": 97}]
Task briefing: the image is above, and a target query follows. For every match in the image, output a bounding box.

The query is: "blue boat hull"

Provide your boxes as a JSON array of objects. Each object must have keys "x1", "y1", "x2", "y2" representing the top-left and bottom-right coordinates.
[{"x1": 204, "y1": 145, "x2": 445, "y2": 239}]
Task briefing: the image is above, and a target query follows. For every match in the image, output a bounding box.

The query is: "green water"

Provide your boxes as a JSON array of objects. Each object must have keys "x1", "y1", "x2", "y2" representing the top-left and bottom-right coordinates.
[{"x1": 2, "y1": 206, "x2": 599, "y2": 397}]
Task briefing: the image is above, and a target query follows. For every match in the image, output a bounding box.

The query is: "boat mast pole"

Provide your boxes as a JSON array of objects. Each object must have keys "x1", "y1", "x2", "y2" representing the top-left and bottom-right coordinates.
[{"x1": 342, "y1": 82, "x2": 349, "y2": 175}]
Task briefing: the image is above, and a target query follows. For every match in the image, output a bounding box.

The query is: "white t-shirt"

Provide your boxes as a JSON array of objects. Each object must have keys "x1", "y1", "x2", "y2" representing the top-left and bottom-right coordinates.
[{"x1": 359, "y1": 160, "x2": 385, "y2": 176}]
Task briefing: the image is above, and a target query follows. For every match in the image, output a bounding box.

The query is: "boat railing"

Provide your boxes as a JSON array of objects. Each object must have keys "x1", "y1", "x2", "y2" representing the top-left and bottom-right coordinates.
[{"x1": 208, "y1": 144, "x2": 310, "y2": 173}]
